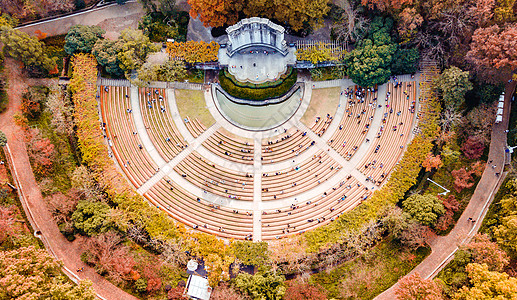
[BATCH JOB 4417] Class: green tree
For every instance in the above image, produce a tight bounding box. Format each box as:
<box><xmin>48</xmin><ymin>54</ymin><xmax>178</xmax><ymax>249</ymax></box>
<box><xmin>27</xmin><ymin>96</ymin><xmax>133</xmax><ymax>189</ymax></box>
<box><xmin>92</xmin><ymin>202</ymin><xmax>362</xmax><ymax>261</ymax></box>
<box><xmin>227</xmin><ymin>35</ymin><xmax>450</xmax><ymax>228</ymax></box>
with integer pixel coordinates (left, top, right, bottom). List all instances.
<box><xmin>0</xmin><ymin>246</ymin><xmax>96</xmax><ymax>299</ymax></box>
<box><xmin>402</xmin><ymin>194</ymin><xmax>445</xmax><ymax>226</ymax></box>
<box><xmin>434</xmin><ymin>66</ymin><xmax>473</xmax><ymax>109</ymax></box>
<box><xmin>343</xmin><ymin>17</ymin><xmax>397</xmax><ymax>87</ymax></box>
<box><xmin>343</xmin><ymin>38</ymin><xmax>396</xmax><ymax>87</ymax></box>
<box><xmin>391</xmin><ymin>48</ymin><xmax>419</xmax><ymax>75</ymax></box>
<box><xmin>64</xmin><ymin>25</ymin><xmax>105</xmax><ymax>55</ymax></box>
<box><xmin>234</xmin><ymin>271</ymin><xmax>286</xmax><ymax>300</ymax></box>
<box><xmin>454</xmin><ymin>263</ymin><xmax>517</xmax><ymax>299</ymax></box>
<box><xmin>0</xmin><ymin>130</ymin><xmax>6</xmax><ymax>147</ymax></box>
<box><xmin>231</xmin><ymin>241</ymin><xmax>270</xmax><ymax>272</ymax></box>
<box><xmin>0</xmin><ymin>26</ymin><xmax>56</xmax><ymax>72</ymax></box>
<box><xmin>92</xmin><ymin>39</ymin><xmax>124</xmax><ymax>77</ymax></box>
<box><xmin>114</xmin><ymin>28</ymin><xmax>158</xmax><ymax>73</ymax></box>
<box><xmin>72</xmin><ymin>200</ymin><xmax>113</xmax><ymax>236</ymax></box>
<box><xmin>134</xmin><ymin>60</ymin><xmax>186</xmax><ymax>85</ymax></box>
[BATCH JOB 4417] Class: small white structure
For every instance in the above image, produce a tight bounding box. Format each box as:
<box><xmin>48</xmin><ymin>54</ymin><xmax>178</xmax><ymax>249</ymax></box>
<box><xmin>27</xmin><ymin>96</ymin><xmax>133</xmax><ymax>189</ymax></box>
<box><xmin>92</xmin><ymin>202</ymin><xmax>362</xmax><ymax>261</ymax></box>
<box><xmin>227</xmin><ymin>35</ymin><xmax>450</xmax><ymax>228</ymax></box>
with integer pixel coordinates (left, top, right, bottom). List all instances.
<box><xmin>496</xmin><ymin>92</ymin><xmax>505</xmax><ymax>124</ymax></box>
<box><xmin>185</xmin><ymin>275</ymin><xmax>212</xmax><ymax>300</ymax></box>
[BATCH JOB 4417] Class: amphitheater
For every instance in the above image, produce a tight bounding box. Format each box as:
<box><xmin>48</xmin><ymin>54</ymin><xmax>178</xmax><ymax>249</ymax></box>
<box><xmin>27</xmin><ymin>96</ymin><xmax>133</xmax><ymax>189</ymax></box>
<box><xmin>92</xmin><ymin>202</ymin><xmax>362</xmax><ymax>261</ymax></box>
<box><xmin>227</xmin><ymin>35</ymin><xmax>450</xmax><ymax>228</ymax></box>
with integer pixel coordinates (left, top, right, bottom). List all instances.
<box><xmin>97</xmin><ymin>73</ymin><xmax>420</xmax><ymax>242</ymax></box>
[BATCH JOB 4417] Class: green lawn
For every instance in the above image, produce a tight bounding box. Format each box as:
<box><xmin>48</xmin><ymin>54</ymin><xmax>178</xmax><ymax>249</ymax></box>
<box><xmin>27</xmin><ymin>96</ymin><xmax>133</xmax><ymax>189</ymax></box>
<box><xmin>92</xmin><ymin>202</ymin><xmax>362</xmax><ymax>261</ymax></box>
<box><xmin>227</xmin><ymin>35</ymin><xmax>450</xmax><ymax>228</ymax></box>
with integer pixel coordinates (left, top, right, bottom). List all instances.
<box><xmin>175</xmin><ymin>89</ymin><xmax>215</xmax><ymax>128</ymax></box>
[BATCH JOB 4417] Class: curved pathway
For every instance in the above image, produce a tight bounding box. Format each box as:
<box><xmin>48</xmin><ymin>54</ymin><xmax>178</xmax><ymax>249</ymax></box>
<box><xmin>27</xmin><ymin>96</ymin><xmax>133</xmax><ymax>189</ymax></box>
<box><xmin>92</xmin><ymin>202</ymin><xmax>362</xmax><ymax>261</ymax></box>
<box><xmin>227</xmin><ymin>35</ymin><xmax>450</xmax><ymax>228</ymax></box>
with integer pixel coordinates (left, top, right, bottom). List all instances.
<box><xmin>16</xmin><ymin>1</ymin><xmax>144</xmax><ymax>39</ymax></box>
<box><xmin>0</xmin><ymin>59</ymin><xmax>137</xmax><ymax>300</ymax></box>
<box><xmin>375</xmin><ymin>80</ymin><xmax>516</xmax><ymax>299</ymax></box>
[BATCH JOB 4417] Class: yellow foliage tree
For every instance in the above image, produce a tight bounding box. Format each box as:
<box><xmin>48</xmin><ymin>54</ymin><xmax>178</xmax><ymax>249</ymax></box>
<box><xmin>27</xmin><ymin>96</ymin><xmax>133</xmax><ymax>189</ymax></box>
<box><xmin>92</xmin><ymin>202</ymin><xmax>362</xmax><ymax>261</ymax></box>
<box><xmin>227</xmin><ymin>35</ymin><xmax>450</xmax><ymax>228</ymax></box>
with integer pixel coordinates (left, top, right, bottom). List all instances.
<box><xmin>166</xmin><ymin>41</ymin><xmax>219</xmax><ymax>63</ymax></box>
<box><xmin>296</xmin><ymin>42</ymin><xmax>342</xmax><ymax>64</ymax></box>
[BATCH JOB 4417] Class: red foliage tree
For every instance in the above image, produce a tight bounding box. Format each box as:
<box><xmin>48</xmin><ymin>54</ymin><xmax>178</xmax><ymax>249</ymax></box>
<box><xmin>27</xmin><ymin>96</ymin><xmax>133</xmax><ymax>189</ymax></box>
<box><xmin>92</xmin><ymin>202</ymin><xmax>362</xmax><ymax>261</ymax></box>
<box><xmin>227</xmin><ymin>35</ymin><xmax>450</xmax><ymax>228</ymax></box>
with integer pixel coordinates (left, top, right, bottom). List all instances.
<box><xmin>27</xmin><ymin>129</ymin><xmax>55</xmax><ymax>176</ymax></box>
<box><xmin>167</xmin><ymin>286</ymin><xmax>187</xmax><ymax>300</ymax></box>
<box><xmin>461</xmin><ymin>136</ymin><xmax>485</xmax><ymax>159</ymax></box>
<box><xmin>395</xmin><ymin>273</ymin><xmax>444</xmax><ymax>300</ymax></box>
<box><xmin>451</xmin><ymin>168</ymin><xmax>475</xmax><ymax>193</ymax></box>
<box><xmin>285</xmin><ymin>281</ymin><xmax>327</xmax><ymax>300</ymax></box>
<box><xmin>435</xmin><ymin>195</ymin><xmax>460</xmax><ymax>231</ymax></box>
<box><xmin>467</xmin><ymin>23</ymin><xmax>517</xmax><ymax>82</ymax></box>
<box><xmin>465</xmin><ymin>234</ymin><xmax>509</xmax><ymax>272</ymax></box>
<box><xmin>0</xmin><ymin>205</ymin><xmax>18</xmax><ymax>243</ymax></box>
<box><xmin>143</xmin><ymin>264</ymin><xmax>162</xmax><ymax>294</ymax></box>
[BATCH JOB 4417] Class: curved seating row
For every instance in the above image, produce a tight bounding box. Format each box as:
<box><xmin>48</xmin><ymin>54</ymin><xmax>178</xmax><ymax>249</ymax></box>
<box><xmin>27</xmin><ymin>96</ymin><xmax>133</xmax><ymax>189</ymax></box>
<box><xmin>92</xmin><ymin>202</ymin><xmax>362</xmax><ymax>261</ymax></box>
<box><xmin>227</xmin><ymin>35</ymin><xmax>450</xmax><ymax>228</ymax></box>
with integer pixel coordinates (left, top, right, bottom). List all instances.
<box><xmin>261</xmin><ymin>150</ymin><xmax>340</xmax><ymax>201</ymax></box>
<box><xmin>100</xmin><ymin>86</ymin><xmax>158</xmax><ymax>187</ymax></box>
<box><xmin>173</xmin><ymin>151</ymin><xmax>254</xmax><ymax>201</ymax></box>
<box><xmin>261</xmin><ymin>127</ymin><xmax>313</xmax><ymax>164</ymax></box>
<box><xmin>203</xmin><ymin>128</ymin><xmax>254</xmax><ymax>164</ymax></box>
<box><xmin>144</xmin><ymin>177</ymin><xmax>253</xmax><ymax>239</ymax></box>
<box><xmin>138</xmin><ymin>87</ymin><xmax>187</xmax><ymax>161</ymax></box>
<box><xmin>357</xmin><ymin>82</ymin><xmax>416</xmax><ymax>184</ymax></box>
<box><xmin>261</xmin><ymin>176</ymin><xmax>371</xmax><ymax>239</ymax></box>
<box><xmin>329</xmin><ymin>86</ymin><xmax>376</xmax><ymax>160</ymax></box>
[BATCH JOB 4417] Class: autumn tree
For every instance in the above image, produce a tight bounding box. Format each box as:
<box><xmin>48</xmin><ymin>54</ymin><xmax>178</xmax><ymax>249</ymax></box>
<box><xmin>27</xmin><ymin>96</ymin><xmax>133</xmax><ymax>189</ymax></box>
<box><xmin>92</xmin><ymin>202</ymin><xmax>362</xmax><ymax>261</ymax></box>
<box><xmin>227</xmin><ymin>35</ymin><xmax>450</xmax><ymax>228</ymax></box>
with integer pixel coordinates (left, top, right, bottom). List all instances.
<box><xmin>166</xmin><ymin>40</ymin><xmax>219</xmax><ymax>63</ymax></box>
<box><xmin>0</xmin><ymin>205</ymin><xmax>17</xmax><ymax>243</ymax></box>
<box><xmin>187</xmin><ymin>0</ymin><xmax>240</xmax><ymax>28</ymax></box>
<box><xmin>0</xmin><ymin>25</ymin><xmax>56</xmax><ymax>72</ymax></box>
<box><xmin>26</xmin><ymin>128</ymin><xmax>55</xmax><ymax>176</ymax></box>
<box><xmin>0</xmin><ymin>246</ymin><xmax>96</xmax><ymax>299</ymax></box>
<box><xmin>434</xmin><ymin>66</ymin><xmax>473</xmax><ymax>109</ymax></box>
<box><xmin>332</xmin><ymin>0</ymin><xmax>369</xmax><ymax>47</ymax></box>
<box><xmin>296</xmin><ymin>42</ymin><xmax>341</xmax><ymax>64</ymax></box>
<box><xmin>461</xmin><ymin>135</ymin><xmax>485</xmax><ymax>159</ymax></box>
<box><xmin>211</xmin><ymin>283</ymin><xmax>248</xmax><ymax>300</ymax></box>
<box><xmin>82</xmin><ymin>231</ymin><xmax>137</xmax><ymax>284</ymax></box>
<box><xmin>361</xmin><ymin>0</ymin><xmax>413</xmax><ymax>11</ymax></box>
<box><xmin>397</xmin><ymin>8</ymin><xmax>423</xmax><ymax>43</ymax></box>
<box><xmin>134</xmin><ymin>60</ymin><xmax>187</xmax><ymax>86</ymax></box>
<box><xmin>46</xmin><ymin>84</ymin><xmax>74</xmax><ymax>136</ymax></box>
<box><xmin>455</xmin><ymin>263</ymin><xmax>517</xmax><ymax>299</ymax></box>
<box><xmin>46</xmin><ymin>191</ymin><xmax>78</xmax><ymax>224</ymax></box>
<box><xmin>464</xmin><ymin>234</ymin><xmax>509</xmax><ymax>272</ymax></box>
<box><xmin>403</xmin><ymin>194</ymin><xmax>445</xmax><ymax>226</ymax></box>
<box><xmin>395</xmin><ymin>273</ymin><xmax>444</xmax><ymax>300</ymax></box>
<box><xmin>64</xmin><ymin>25</ymin><xmax>105</xmax><ymax>55</ymax></box>
<box><xmin>284</xmin><ymin>281</ymin><xmax>327</xmax><ymax>300</ymax></box>
<box><xmin>451</xmin><ymin>168</ymin><xmax>475</xmax><ymax>193</ymax></box>
<box><xmin>467</xmin><ymin>24</ymin><xmax>517</xmax><ymax>83</ymax></box>
<box><xmin>435</xmin><ymin>195</ymin><xmax>460</xmax><ymax>231</ymax></box>
<box><xmin>422</xmin><ymin>153</ymin><xmax>443</xmax><ymax>172</ymax></box>
<box><xmin>21</xmin><ymin>85</ymin><xmax>48</xmax><ymax>119</ymax></box>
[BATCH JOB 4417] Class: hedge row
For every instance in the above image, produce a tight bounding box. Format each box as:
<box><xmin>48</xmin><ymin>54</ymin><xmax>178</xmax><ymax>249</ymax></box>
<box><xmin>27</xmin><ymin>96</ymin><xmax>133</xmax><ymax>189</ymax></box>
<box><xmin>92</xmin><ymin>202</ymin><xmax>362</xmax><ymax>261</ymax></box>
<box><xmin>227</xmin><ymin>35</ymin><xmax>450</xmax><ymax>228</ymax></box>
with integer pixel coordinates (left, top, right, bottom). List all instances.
<box><xmin>219</xmin><ymin>68</ymin><xmax>297</xmax><ymax>101</ymax></box>
<box><xmin>303</xmin><ymin>73</ymin><xmax>442</xmax><ymax>252</ymax></box>
<box><xmin>222</xmin><ymin>67</ymin><xmax>294</xmax><ymax>89</ymax></box>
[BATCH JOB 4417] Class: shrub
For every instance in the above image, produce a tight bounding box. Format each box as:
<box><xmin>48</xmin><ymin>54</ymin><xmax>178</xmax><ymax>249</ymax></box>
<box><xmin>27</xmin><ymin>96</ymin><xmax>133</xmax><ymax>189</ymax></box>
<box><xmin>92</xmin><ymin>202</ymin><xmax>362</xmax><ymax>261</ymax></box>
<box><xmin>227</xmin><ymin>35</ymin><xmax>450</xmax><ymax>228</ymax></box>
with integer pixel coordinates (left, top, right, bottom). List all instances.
<box><xmin>219</xmin><ymin>68</ymin><xmax>297</xmax><ymax>101</ymax></box>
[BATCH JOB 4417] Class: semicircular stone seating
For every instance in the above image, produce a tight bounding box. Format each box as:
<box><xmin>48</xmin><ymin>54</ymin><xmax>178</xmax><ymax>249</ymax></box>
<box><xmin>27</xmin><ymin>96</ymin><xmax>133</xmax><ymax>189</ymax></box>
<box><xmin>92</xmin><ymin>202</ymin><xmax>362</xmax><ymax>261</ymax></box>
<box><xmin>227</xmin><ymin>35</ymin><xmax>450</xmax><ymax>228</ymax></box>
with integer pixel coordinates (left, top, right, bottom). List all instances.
<box><xmin>98</xmin><ymin>78</ymin><xmax>418</xmax><ymax>241</ymax></box>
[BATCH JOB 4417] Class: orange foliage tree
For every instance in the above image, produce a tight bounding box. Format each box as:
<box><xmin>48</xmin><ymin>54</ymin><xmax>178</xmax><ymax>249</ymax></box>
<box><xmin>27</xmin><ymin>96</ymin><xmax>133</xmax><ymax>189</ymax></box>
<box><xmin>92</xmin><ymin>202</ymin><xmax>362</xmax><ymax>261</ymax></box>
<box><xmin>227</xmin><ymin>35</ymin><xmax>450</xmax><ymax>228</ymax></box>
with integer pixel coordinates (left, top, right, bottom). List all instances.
<box><xmin>467</xmin><ymin>23</ymin><xmax>517</xmax><ymax>82</ymax></box>
<box><xmin>26</xmin><ymin>128</ymin><xmax>55</xmax><ymax>176</ymax></box>
<box><xmin>465</xmin><ymin>234</ymin><xmax>509</xmax><ymax>272</ymax></box>
<box><xmin>361</xmin><ymin>0</ymin><xmax>413</xmax><ymax>11</ymax></box>
<box><xmin>422</xmin><ymin>153</ymin><xmax>443</xmax><ymax>172</ymax></box>
<box><xmin>395</xmin><ymin>273</ymin><xmax>444</xmax><ymax>300</ymax></box>
<box><xmin>166</xmin><ymin>41</ymin><xmax>219</xmax><ymax>63</ymax></box>
<box><xmin>285</xmin><ymin>281</ymin><xmax>327</xmax><ymax>300</ymax></box>
<box><xmin>187</xmin><ymin>0</ymin><xmax>240</xmax><ymax>28</ymax></box>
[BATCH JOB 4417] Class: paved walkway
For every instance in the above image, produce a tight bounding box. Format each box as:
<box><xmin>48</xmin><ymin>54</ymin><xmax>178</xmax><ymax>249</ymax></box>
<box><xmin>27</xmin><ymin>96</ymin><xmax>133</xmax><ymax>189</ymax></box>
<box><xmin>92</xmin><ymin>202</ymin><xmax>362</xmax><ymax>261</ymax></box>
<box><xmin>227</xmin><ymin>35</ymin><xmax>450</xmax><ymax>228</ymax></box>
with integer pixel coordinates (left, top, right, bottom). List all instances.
<box><xmin>126</xmin><ymin>75</ymin><xmax>421</xmax><ymax>241</ymax></box>
<box><xmin>0</xmin><ymin>58</ymin><xmax>137</xmax><ymax>300</ymax></box>
<box><xmin>375</xmin><ymin>80</ymin><xmax>516</xmax><ymax>300</ymax></box>
<box><xmin>16</xmin><ymin>1</ymin><xmax>144</xmax><ymax>39</ymax></box>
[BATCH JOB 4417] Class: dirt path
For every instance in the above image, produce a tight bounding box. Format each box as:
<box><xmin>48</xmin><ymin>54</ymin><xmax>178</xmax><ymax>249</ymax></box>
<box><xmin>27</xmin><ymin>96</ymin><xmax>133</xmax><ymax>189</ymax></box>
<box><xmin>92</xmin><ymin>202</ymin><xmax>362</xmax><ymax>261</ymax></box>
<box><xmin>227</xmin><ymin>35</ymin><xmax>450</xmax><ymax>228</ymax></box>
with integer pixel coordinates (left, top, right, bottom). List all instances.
<box><xmin>0</xmin><ymin>58</ymin><xmax>137</xmax><ymax>300</ymax></box>
<box><xmin>375</xmin><ymin>80</ymin><xmax>516</xmax><ymax>299</ymax></box>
